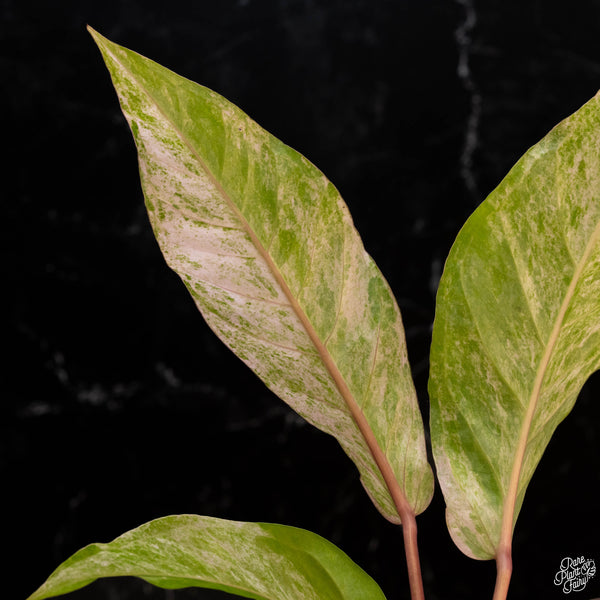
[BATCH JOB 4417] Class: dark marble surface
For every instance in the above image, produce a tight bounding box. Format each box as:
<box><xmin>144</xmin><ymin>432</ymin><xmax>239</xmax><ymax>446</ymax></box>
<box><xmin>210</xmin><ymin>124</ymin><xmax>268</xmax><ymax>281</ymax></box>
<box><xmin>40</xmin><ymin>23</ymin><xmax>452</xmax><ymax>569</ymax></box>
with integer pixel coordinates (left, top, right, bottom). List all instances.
<box><xmin>4</xmin><ymin>1</ymin><xmax>600</xmax><ymax>599</ymax></box>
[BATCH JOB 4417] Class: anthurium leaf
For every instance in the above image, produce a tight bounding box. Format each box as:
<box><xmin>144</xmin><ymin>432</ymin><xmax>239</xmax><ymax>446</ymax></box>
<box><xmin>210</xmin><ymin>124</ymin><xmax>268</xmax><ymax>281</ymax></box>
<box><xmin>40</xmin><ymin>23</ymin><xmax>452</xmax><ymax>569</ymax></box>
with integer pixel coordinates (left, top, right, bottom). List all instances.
<box><xmin>88</xmin><ymin>27</ymin><xmax>433</xmax><ymax>522</ymax></box>
<box><xmin>429</xmin><ymin>91</ymin><xmax>600</xmax><ymax>560</ymax></box>
<box><xmin>27</xmin><ymin>515</ymin><xmax>387</xmax><ymax>600</ymax></box>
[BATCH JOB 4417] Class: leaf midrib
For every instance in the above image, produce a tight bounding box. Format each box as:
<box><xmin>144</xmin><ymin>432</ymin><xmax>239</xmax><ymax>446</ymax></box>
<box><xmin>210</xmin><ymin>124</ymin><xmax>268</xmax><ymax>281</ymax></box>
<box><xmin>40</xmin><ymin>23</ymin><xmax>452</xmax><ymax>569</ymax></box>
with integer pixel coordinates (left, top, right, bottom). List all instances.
<box><xmin>104</xmin><ymin>40</ymin><xmax>412</xmax><ymax>521</ymax></box>
<box><xmin>499</xmin><ymin>214</ymin><xmax>600</xmax><ymax>553</ymax></box>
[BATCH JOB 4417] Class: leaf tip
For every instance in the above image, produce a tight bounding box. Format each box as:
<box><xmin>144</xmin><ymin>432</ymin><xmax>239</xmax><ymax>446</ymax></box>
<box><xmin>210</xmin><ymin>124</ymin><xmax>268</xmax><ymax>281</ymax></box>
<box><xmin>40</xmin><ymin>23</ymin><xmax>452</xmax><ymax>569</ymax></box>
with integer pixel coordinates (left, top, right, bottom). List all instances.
<box><xmin>86</xmin><ymin>24</ymin><xmax>101</xmax><ymax>42</ymax></box>
<box><xmin>86</xmin><ymin>25</ymin><xmax>113</xmax><ymax>56</ymax></box>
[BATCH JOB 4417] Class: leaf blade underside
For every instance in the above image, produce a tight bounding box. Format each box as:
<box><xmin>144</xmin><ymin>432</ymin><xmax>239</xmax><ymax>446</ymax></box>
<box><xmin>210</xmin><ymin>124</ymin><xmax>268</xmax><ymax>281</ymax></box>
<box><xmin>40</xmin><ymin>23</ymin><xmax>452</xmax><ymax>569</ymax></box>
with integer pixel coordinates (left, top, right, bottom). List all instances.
<box><xmin>89</xmin><ymin>28</ymin><xmax>433</xmax><ymax>522</ymax></box>
<box><xmin>27</xmin><ymin>515</ymin><xmax>387</xmax><ymax>600</ymax></box>
<box><xmin>429</xmin><ymin>91</ymin><xmax>600</xmax><ymax>559</ymax></box>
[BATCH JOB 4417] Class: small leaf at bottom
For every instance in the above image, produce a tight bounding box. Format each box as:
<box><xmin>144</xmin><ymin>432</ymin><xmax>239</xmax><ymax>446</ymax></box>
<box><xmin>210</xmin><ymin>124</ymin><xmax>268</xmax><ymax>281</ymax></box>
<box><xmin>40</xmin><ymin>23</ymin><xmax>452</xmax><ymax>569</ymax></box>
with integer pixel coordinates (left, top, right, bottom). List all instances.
<box><xmin>27</xmin><ymin>515</ymin><xmax>386</xmax><ymax>600</ymax></box>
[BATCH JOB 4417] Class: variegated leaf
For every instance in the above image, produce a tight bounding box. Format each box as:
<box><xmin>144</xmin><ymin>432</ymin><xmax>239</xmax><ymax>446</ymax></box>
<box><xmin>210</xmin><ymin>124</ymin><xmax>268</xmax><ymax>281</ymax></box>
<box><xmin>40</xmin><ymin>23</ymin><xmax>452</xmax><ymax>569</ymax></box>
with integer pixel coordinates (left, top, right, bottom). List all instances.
<box><xmin>429</xmin><ymin>91</ymin><xmax>600</xmax><ymax>559</ymax></box>
<box><xmin>27</xmin><ymin>515</ymin><xmax>387</xmax><ymax>600</ymax></box>
<box><xmin>88</xmin><ymin>28</ymin><xmax>433</xmax><ymax>522</ymax></box>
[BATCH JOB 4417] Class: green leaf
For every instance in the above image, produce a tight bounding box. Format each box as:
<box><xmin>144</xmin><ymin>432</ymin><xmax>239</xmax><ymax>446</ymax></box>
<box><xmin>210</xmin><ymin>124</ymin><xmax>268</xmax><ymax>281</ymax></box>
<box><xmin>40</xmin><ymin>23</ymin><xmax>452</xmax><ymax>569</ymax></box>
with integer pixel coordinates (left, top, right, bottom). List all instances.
<box><xmin>27</xmin><ymin>515</ymin><xmax>387</xmax><ymax>600</ymax></box>
<box><xmin>429</xmin><ymin>91</ymin><xmax>600</xmax><ymax>559</ymax></box>
<box><xmin>87</xmin><ymin>27</ymin><xmax>433</xmax><ymax>522</ymax></box>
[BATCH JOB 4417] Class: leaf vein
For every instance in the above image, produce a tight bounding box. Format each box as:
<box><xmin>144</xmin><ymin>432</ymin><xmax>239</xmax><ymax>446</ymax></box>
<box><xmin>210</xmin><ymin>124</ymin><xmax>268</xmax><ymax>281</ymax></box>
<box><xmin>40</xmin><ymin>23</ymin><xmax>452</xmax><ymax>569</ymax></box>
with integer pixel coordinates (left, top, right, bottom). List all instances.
<box><xmin>193</xmin><ymin>278</ymin><xmax>292</xmax><ymax>308</ymax></box>
<box><xmin>458</xmin><ymin>263</ymin><xmax>526</xmax><ymax>410</ymax></box>
<box><xmin>497</xmin><ymin>214</ymin><xmax>545</xmax><ymax>344</ymax></box>
<box><xmin>323</xmin><ymin>220</ymin><xmax>347</xmax><ymax>346</ymax></box>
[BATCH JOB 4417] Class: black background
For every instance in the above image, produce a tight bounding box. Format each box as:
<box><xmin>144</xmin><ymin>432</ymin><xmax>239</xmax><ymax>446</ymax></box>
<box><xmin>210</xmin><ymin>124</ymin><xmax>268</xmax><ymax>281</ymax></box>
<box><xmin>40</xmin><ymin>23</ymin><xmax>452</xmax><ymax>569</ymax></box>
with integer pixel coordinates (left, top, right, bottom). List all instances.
<box><xmin>4</xmin><ymin>1</ymin><xmax>600</xmax><ymax>599</ymax></box>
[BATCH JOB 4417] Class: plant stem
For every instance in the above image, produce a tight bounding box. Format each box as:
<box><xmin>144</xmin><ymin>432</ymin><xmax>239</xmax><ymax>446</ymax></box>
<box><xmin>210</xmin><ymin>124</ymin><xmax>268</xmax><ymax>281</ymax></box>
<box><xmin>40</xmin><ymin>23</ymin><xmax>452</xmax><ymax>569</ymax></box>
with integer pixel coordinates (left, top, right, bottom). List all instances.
<box><xmin>400</xmin><ymin>510</ymin><xmax>425</xmax><ymax>600</ymax></box>
<box><xmin>492</xmin><ymin>544</ymin><xmax>512</xmax><ymax>600</ymax></box>
<box><xmin>362</xmin><ymin>427</ymin><xmax>425</xmax><ymax>599</ymax></box>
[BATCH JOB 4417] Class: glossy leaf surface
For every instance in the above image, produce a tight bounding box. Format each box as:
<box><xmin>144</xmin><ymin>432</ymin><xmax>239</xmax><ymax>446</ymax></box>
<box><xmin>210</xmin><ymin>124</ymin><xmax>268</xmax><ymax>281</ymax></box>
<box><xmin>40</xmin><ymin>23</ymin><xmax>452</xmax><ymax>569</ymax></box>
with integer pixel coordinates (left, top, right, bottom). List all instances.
<box><xmin>27</xmin><ymin>515</ymin><xmax>387</xmax><ymax>600</ymax></box>
<box><xmin>88</xmin><ymin>28</ymin><xmax>433</xmax><ymax>522</ymax></box>
<box><xmin>430</xmin><ymin>91</ymin><xmax>600</xmax><ymax>559</ymax></box>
